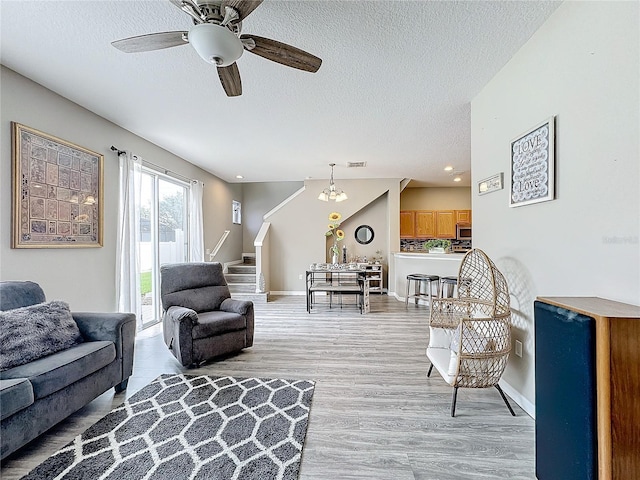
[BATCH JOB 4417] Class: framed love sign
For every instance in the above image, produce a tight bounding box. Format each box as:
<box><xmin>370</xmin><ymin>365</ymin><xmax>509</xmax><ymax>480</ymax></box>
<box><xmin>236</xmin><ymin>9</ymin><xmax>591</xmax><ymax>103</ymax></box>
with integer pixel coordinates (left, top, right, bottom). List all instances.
<box><xmin>509</xmin><ymin>116</ymin><xmax>555</xmax><ymax>207</ymax></box>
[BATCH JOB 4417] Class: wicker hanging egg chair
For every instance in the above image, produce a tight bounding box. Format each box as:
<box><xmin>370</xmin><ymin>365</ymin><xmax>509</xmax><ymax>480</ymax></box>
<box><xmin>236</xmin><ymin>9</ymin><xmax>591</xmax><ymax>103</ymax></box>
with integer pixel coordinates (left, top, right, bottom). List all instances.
<box><xmin>426</xmin><ymin>248</ymin><xmax>515</xmax><ymax>417</ymax></box>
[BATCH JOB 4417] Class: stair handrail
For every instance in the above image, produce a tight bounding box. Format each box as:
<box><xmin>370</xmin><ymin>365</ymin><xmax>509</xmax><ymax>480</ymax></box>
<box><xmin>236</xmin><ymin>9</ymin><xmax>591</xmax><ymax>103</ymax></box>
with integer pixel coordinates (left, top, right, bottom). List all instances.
<box><xmin>263</xmin><ymin>186</ymin><xmax>305</xmax><ymax>220</ymax></box>
<box><xmin>254</xmin><ymin>222</ymin><xmax>271</xmax><ymax>293</ymax></box>
<box><xmin>208</xmin><ymin>230</ymin><xmax>230</xmax><ymax>261</ymax></box>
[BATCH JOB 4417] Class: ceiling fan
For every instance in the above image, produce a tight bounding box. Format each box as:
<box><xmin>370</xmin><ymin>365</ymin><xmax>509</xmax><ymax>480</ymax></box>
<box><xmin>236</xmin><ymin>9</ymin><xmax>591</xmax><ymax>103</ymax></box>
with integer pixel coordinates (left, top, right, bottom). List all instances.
<box><xmin>111</xmin><ymin>0</ymin><xmax>322</xmax><ymax>97</ymax></box>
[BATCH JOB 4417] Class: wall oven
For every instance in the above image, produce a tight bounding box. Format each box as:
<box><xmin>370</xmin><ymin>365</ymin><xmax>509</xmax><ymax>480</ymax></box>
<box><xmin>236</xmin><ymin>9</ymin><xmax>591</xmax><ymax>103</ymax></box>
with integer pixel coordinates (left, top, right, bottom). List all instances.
<box><xmin>456</xmin><ymin>223</ymin><xmax>472</xmax><ymax>241</ymax></box>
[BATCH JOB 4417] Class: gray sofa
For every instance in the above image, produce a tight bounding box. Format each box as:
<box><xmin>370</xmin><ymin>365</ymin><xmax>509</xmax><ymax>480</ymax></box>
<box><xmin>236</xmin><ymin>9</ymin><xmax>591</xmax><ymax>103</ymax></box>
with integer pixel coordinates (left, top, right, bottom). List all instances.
<box><xmin>0</xmin><ymin>281</ymin><xmax>136</xmax><ymax>460</ymax></box>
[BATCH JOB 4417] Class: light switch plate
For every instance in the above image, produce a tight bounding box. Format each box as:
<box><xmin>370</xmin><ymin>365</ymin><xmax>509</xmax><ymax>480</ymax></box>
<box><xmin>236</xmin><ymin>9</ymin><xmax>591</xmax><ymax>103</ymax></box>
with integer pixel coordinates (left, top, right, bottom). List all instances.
<box><xmin>515</xmin><ymin>340</ymin><xmax>523</xmax><ymax>357</ymax></box>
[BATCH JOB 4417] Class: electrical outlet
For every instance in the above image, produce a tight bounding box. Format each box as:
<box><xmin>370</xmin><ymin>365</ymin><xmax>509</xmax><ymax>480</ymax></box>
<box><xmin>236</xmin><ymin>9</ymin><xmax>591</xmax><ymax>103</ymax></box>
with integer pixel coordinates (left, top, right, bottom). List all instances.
<box><xmin>298</xmin><ymin>274</ymin><xmax>303</xmax><ymax>280</ymax></box>
<box><xmin>205</xmin><ymin>248</ymin><xmax>211</xmax><ymax>254</ymax></box>
<box><xmin>515</xmin><ymin>340</ymin><xmax>523</xmax><ymax>358</ymax></box>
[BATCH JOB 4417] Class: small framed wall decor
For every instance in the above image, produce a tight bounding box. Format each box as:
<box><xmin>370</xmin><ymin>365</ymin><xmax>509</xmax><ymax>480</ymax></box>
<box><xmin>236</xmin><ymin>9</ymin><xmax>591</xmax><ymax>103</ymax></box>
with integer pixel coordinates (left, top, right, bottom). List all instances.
<box><xmin>11</xmin><ymin>122</ymin><xmax>104</xmax><ymax>248</ymax></box>
<box><xmin>509</xmin><ymin>116</ymin><xmax>555</xmax><ymax>207</ymax></box>
<box><xmin>478</xmin><ymin>173</ymin><xmax>504</xmax><ymax>195</ymax></box>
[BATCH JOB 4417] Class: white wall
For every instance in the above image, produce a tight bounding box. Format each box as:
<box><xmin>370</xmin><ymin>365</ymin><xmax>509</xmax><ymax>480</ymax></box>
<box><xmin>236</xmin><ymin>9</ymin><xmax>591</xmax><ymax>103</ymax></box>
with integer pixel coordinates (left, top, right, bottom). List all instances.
<box><xmin>400</xmin><ymin>187</ymin><xmax>472</xmax><ymax>210</ymax></box>
<box><xmin>242</xmin><ymin>181</ymin><xmax>303</xmax><ymax>252</ymax></box>
<box><xmin>471</xmin><ymin>1</ymin><xmax>639</xmax><ymax>414</ymax></box>
<box><xmin>337</xmin><ymin>194</ymin><xmax>389</xmax><ymax>266</ymax></box>
<box><xmin>0</xmin><ymin>67</ymin><xmax>243</xmax><ymax>311</ymax></box>
<box><xmin>266</xmin><ymin>178</ymin><xmax>401</xmax><ymax>293</ymax></box>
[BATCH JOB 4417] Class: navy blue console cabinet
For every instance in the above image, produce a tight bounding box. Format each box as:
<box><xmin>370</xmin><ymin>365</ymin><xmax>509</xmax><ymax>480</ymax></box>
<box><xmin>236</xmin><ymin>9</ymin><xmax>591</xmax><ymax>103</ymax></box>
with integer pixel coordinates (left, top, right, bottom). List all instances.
<box><xmin>534</xmin><ymin>297</ymin><xmax>640</xmax><ymax>480</ymax></box>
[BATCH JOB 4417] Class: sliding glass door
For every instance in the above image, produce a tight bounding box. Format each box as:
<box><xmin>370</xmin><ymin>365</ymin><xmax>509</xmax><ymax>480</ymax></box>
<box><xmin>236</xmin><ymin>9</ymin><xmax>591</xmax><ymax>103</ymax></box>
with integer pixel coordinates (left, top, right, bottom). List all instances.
<box><xmin>139</xmin><ymin>169</ymin><xmax>189</xmax><ymax>328</ymax></box>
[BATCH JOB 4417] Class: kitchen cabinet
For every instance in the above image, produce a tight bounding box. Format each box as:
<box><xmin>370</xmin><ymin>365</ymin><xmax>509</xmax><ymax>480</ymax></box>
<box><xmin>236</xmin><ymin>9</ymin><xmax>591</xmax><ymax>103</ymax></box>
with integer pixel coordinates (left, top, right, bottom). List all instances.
<box><xmin>401</xmin><ymin>209</ymin><xmax>470</xmax><ymax>239</ymax></box>
<box><xmin>400</xmin><ymin>211</ymin><xmax>415</xmax><ymax>238</ymax></box>
<box><xmin>415</xmin><ymin>211</ymin><xmax>436</xmax><ymax>237</ymax></box>
<box><xmin>435</xmin><ymin>210</ymin><xmax>456</xmax><ymax>238</ymax></box>
<box><xmin>455</xmin><ymin>210</ymin><xmax>472</xmax><ymax>224</ymax></box>
<box><xmin>534</xmin><ymin>297</ymin><xmax>640</xmax><ymax>480</ymax></box>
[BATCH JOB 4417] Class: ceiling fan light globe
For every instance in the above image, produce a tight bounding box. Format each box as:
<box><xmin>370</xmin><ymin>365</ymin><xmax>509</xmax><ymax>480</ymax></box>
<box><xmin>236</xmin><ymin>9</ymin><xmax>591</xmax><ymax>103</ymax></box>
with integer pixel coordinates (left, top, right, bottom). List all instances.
<box><xmin>189</xmin><ymin>23</ymin><xmax>243</xmax><ymax>67</ymax></box>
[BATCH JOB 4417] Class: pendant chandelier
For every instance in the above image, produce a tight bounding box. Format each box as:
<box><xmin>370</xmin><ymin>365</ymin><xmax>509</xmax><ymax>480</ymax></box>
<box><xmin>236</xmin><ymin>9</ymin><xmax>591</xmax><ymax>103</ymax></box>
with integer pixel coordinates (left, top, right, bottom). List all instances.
<box><xmin>318</xmin><ymin>163</ymin><xmax>348</xmax><ymax>202</ymax></box>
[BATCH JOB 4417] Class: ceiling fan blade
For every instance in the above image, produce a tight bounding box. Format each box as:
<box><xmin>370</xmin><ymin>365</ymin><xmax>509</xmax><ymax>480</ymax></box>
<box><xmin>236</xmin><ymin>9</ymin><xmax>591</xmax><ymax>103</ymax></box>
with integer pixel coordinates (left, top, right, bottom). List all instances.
<box><xmin>217</xmin><ymin>63</ymin><xmax>242</xmax><ymax>97</ymax></box>
<box><xmin>223</xmin><ymin>0</ymin><xmax>263</xmax><ymax>21</ymax></box>
<box><xmin>240</xmin><ymin>35</ymin><xmax>321</xmax><ymax>73</ymax></box>
<box><xmin>112</xmin><ymin>31</ymin><xmax>188</xmax><ymax>53</ymax></box>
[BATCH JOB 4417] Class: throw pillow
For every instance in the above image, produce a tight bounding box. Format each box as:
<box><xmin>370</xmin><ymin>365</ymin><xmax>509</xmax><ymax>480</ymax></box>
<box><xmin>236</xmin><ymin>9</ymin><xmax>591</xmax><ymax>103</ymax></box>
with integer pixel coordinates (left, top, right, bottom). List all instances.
<box><xmin>0</xmin><ymin>300</ymin><xmax>84</xmax><ymax>371</ymax></box>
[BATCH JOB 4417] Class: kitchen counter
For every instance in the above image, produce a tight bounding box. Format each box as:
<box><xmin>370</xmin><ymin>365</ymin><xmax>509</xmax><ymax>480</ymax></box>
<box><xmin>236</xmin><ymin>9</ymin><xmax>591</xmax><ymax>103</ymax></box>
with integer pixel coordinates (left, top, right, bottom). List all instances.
<box><xmin>391</xmin><ymin>251</ymin><xmax>465</xmax><ymax>301</ymax></box>
<box><xmin>395</xmin><ymin>251</ymin><xmax>466</xmax><ymax>260</ymax></box>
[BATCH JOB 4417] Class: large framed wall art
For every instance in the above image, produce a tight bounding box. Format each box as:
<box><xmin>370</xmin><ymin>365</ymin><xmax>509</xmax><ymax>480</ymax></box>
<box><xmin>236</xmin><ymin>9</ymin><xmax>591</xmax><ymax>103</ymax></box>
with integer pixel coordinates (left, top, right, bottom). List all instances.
<box><xmin>509</xmin><ymin>116</ymin><xmax>555</xmax><ymax>208</ymax></box>
<box><xmin>11</xmin><ymin>122</ymin><xmax>104</xmax><ymax>248</ymax></box>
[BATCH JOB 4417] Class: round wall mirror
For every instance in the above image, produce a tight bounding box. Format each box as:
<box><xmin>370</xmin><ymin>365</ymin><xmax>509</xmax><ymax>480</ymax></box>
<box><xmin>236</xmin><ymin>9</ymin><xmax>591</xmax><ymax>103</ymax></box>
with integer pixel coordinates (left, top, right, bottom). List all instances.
<box><xmin>355</xmin><ymin>225</ymin><xmax>374</xmax><ymax>245</ymax></box>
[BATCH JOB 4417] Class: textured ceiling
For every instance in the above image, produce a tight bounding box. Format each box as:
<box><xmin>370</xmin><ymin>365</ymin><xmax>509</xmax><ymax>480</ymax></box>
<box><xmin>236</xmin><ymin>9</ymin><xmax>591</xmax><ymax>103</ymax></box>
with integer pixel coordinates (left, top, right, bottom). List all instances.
<box><xmin>1</xmin><ymin>0</ymin><xmax>560</xmax><ymax>187</ymax></box>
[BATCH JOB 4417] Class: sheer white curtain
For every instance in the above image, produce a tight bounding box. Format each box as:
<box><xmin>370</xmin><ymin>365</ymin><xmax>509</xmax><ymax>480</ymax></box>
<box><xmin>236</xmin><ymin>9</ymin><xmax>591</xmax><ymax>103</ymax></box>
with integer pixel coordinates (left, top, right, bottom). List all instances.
<box><xmin>189</xmin><ymin>180</ymin><xmax>204</xmax><ymax>262</ymax></box>
<box><xmin>115</xmin><ymin>152</ymin><xmax>142</xmax><ymax>320</ymax></box>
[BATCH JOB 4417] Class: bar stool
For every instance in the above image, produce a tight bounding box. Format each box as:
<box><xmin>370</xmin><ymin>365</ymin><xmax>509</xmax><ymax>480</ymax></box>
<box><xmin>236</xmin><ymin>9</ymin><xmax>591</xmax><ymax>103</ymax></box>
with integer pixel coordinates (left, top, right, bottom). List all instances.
<box><xmin>440</xmin><ymin>276</ymin><xmax>458</xmax><ymax>298</ymax></box>
<box><xmin>440</xmin><ymin>276</ymin><xmax>473</xmax><ymax>298</ymax></box>
<box><xmin>405</xmin><ymin>274</ymin><xmax>440</xmax><ymax>308</ymax></box>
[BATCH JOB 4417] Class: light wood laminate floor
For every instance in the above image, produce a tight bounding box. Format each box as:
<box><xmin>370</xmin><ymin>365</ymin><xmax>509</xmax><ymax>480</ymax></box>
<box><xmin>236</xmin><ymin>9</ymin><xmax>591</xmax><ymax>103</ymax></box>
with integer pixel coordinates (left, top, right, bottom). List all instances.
<box><xmin>1</xmin><ymin>295</ymin><xmax>536</xmax><ymax>479</ymax></box>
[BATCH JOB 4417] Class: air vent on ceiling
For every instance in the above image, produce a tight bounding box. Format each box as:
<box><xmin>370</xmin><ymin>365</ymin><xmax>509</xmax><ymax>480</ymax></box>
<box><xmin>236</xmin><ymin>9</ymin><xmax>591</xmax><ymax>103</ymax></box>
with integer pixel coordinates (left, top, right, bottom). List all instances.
<box><xmin>346</xmin><ymin>161</ymin><xmax>367</xmax><ymax>168</ymax></box>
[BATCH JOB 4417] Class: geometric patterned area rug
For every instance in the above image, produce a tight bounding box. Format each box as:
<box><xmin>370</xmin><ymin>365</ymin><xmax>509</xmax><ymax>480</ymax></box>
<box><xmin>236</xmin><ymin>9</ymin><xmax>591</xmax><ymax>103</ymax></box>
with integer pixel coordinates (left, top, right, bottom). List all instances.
<box><xmin>21</xmin><ymin>374</ymin><xmax>316</xmax><ymax>480</ymax></box>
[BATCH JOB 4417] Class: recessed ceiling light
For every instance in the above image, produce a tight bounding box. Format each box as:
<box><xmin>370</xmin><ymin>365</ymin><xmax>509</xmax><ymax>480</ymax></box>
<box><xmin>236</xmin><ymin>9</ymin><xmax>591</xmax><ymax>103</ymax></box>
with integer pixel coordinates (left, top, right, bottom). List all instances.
<box><xmin>236</xmin><ymin>175</ymin><xmax>244</xmax><ymax>179</ymax></box>
<box><xmin>453</xmin><ymin>176</ymin><xmax>462</xmax><ymax>182</ymax></box>
<box><xmin>444</xmin><ymin>166</ymin><xmax>454</xmax><ymax>172</ymax></box>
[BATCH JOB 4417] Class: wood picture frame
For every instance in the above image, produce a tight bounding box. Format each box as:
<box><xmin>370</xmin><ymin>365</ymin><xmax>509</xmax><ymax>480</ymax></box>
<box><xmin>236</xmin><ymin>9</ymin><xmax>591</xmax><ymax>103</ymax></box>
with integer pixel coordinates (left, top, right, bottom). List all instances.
<box><xmin>478</xmin><ymin>172</ymin><xmax>504</xmax><ymax>195</ymax></box>
<box><xmin>11</xmin><ymin>122</ymin><xmax>104</xmax><ymax>248</ymax></box>
<box><xmin>509</xmin><ymin>116</ymin><xmax>555</xmax><ymax>207</ymax></box>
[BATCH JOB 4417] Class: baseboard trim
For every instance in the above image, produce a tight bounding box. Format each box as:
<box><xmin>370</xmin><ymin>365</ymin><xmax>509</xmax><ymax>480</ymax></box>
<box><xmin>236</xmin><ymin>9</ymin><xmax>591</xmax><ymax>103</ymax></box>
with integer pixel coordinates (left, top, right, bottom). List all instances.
<box><xmin>391</xmin><ymin>291</ymin><xmax>431</xmax><ymax>306</ymax></box>
<box><xmin>499</xmin><ymin>380</ymin><xmax>535</xmax><ymax>419</ymax></box>
<box><xmin>271</xmin><ymin>291</ymin><xmax>306</xmax><ymax>296</ymax></box>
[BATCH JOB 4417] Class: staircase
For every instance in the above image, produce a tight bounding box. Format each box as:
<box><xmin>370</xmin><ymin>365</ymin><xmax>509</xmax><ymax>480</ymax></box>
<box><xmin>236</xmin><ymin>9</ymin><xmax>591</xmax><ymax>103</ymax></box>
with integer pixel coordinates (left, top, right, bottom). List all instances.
<box><xmin>225</xmin><ymin>255</ymin><xmax>268</xmax><ymax>303</ymax></box>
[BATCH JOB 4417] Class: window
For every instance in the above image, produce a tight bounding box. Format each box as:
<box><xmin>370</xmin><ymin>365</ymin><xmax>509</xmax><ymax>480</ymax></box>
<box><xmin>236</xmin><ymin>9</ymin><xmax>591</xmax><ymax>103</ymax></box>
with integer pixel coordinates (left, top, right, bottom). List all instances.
<box><xmin>138</xmin><ymin>168</ymin><xmax>190</xmax><ymax>329</ymax></box>
<box><xmin>232</xmin><ymin>200</ymin><xmax>241</xmax><ymax>225</ymax></box>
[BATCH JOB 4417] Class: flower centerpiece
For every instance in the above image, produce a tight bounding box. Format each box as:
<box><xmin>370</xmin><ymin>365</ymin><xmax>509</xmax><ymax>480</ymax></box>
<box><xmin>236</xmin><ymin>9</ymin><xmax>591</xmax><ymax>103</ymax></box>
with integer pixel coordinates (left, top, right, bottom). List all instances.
<box><xmin>325</xmin><ymin>212</ymin><xmax>345</xmax><ymax>263</ymax></box>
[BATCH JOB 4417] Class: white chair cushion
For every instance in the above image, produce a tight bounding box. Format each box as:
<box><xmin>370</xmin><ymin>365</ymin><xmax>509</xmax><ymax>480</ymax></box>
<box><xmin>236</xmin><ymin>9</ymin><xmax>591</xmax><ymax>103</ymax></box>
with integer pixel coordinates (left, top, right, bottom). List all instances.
<box><xmin>426</xmin><ymin>347</ymin><xmax>457</xmax><ymax>385</ymax></box>
<box><xmin>428</xmin><ymin>326</ymin><xmax>456</xmax><ymax>349</ymax></box>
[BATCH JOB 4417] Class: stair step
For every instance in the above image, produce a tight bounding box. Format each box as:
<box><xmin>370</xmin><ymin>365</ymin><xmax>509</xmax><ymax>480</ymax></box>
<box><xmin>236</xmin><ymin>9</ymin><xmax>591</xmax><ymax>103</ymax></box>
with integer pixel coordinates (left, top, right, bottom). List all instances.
<box><xmin>227</xmin><ymin>283</ymin><xmax>256</xmax><ymax>293</ymax></box>
<box><xmin>228</xmin><ymin>265</ymin><xmax>256</xmax><ymax>274</ymax></box>
<box><xmin>225</xmin><ymin>273</ymin><xmax>255</xmax><ymax>283</ymax></box>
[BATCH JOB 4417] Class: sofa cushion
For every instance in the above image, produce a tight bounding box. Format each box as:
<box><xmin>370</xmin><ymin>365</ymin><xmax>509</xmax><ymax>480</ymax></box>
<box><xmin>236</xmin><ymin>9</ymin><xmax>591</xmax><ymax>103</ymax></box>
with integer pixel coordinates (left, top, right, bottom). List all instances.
<box><xmin>0</xmin><ymin>378</ymin><xmax>34</xmax><ymax>420</ymax></box>
<box><xmin>163</xmin><ymin>286</ymin><xmax>230</xmax><ymax>314</ymax></box>
<box><xmin>0</xmin><ymin>341</ymin><xmax>115</xmax><ymax>399</ymax></box>
<box><xmin>0</xmin><ymin>300</ymin><xmax>84</xmax><ymax>371</ymax></box>
<box><xmin>160</xmin><ymin>263</ymin><xmax>230</xmax><ymax>313</ymax></box>
<box><xmin>192</xmin><ymin>311</ymin><xmax>246</xmax><ymax>340</ymax></box>
<box><xmin>0</xmin><ymin>281</ymin><xmax>46</xmax><ymax>311</ymax></box>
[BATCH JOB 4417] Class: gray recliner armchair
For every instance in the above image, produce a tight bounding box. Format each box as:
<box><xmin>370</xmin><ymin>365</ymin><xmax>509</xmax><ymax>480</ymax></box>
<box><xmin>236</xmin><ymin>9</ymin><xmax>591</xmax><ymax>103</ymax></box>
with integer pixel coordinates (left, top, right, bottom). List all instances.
<box><xmin>160</xmin><ymin>262</ymin><xmax>254</xmax><ymax>367</ymax></box>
